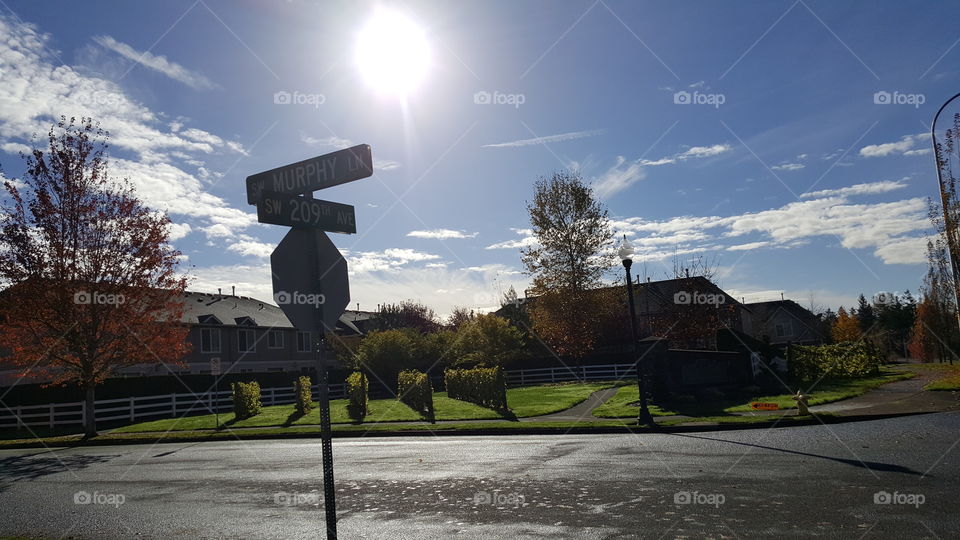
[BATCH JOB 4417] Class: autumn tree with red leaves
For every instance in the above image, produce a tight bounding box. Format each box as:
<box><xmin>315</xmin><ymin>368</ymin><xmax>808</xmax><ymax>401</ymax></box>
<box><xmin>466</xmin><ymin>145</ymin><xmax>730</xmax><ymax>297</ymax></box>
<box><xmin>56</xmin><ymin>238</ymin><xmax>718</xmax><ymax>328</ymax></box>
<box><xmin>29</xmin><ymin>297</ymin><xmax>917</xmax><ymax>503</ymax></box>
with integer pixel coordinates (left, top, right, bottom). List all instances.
<box><xmin>0</xmin><ymin>117</ymin><xmax>190</xmax><ymax>437</ymax></box>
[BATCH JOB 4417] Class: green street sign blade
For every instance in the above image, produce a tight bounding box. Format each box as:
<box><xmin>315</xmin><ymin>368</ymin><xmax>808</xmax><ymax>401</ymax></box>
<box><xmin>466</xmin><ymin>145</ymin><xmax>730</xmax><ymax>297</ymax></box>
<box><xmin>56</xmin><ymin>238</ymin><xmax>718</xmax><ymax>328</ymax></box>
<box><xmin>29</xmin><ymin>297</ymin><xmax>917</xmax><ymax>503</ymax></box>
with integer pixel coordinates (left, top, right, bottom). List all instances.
<box><xmin>257</xmin><ymin>193</ymin><xmax>357</xmax><ymax>234</ymax></box>
<box><xmin>246</xmin><ymin>144</ymin><xmax>373</xmax><ymax>204</ymax></box>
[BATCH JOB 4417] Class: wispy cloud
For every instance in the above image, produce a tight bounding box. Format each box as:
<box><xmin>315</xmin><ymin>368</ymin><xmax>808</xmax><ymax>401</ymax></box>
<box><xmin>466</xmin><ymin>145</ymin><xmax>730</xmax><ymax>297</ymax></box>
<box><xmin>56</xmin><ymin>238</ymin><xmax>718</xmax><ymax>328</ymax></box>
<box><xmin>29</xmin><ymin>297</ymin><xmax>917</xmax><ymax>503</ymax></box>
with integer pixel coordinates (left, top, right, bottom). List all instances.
<box><xmin>407</xmin><ymin>229</ymin><xmax>478</xmax><ymax>239</ymax></box>
<box><xmin>486</xmin><ymin>228</ymin><xmax>537</xmax><ymax>250</ymax></box>
<box><xmin>593</xmin><ymin>156</ymin><xmax>646</xmax><ymax>199</ymax></box>
<box><xmin>93</xmin><ymin>35</ymin><xmax>216</xmax><ymax>90</ymax></box>
<box><xmin>859</xmin><ymin>133</ymin><xmax>931</xmax><ymax>157</ymax></box>
<box><xmin>800</xmin><ymin>179</ymin><xmax>909</xmax><ymax>199</ymax></box>
<box><xmin>482</xmin><ymin>129</ymin><xmax>603</xmax><ymax>148</ymax></box>
<box><xmin>639</xmin><ymin>143</ymin><xmax>732</xmax><ymax>166</ymax></box>
<box><xmin>772</xmin><ymin>163</ymin><xmax>805</xmax><ymax>171</ymax></box>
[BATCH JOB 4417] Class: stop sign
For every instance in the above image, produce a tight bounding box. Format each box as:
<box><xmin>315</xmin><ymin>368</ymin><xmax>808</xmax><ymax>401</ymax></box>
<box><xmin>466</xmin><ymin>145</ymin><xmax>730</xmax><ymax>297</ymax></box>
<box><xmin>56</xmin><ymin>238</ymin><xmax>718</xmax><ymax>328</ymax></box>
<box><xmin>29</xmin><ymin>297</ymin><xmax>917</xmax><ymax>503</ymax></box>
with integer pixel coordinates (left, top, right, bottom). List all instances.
<box><xmin>270</xmin><ymin>228</ymin><xmax>349</xmax><ymax>333</ymax></box>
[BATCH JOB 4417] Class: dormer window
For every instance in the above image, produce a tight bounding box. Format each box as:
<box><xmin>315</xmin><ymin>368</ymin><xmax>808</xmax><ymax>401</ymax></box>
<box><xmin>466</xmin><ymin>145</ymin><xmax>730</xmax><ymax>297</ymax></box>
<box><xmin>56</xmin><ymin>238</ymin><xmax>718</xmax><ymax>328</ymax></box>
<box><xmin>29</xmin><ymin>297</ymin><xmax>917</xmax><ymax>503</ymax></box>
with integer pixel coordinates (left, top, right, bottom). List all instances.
<box><xmin>235</xmin><ymin>316</ymin><xmax>256</xmax><ymax>327</ymax></box>
<box><xmin>198</xmin><ymin>314</ymin><xmax>222</xmax><ymax>325</ymax></box>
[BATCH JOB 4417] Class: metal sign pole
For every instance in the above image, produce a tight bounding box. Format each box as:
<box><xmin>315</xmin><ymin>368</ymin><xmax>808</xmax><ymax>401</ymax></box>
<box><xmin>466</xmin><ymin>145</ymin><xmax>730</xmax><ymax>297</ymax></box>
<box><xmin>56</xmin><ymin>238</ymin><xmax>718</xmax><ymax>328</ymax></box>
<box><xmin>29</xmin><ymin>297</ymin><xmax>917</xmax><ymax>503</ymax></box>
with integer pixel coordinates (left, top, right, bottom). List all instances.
<box><xmin>316</xmin><ymin>332</ymin><xmax>337</xmax><ymax>538</ymax></box>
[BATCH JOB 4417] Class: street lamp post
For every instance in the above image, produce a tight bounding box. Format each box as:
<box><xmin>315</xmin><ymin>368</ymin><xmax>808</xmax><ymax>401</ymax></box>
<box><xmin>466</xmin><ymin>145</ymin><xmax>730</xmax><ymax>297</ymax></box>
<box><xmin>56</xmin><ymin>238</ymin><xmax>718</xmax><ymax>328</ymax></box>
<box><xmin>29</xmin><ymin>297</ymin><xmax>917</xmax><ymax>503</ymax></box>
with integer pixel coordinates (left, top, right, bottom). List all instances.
<box><xmin>931</xmin><ymin>91</ymin><xmax>960</xmax><ymax>335</ymax></box>
<box><xmin>619</xmin><ymin>236</ymin><xmax>656</xmax><ymax>427</ymax></box>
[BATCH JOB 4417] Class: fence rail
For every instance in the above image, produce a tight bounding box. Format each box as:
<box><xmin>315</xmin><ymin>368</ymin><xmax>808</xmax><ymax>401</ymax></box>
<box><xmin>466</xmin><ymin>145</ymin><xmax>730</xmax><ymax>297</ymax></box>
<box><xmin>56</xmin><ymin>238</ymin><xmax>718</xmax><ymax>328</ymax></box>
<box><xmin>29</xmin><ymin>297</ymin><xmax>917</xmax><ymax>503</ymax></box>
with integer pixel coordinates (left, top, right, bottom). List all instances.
<box><xmin>1</xmin><ymin>363</ymin><xmax>638</xmax><ymax>430</ymax></box>
<box><xmin>0</xmin><ymin>383</ymin><xmax>346</xmax><ymax>430</ymax></box>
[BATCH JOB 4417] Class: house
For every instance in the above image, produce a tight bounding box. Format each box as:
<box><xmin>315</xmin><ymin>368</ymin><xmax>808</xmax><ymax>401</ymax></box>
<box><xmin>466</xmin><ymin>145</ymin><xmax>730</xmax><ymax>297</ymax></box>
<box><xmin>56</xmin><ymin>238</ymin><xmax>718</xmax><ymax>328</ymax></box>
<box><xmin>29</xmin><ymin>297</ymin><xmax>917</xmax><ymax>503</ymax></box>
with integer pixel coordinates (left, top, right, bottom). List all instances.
<box><xmin>0</xmin><ymin>290</ymin><xmax>377</xmax><ymax>387</ymax></box>
<box><xmin>630</xmin><ymin>276</ymin><xmax>753</xmax><ymax>349</ymax></box>
<box><xmin>744</xmin><ymin>299</ymin><xmax>825</xmax><ymax>347</ymax></box>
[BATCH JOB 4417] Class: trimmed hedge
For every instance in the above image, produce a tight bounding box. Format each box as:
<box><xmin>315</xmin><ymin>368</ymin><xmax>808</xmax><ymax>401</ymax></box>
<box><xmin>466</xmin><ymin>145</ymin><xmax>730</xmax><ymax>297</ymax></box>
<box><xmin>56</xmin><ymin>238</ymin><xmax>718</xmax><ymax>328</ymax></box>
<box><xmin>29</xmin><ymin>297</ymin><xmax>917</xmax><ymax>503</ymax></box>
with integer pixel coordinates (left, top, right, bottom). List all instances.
<box><xmin>346</xmin><ymin>371</ymin><xmax>368</xmax><ymax>422</ymax></box>
<box><xmin>230</xmin><ymin>381</ymin><xmax>262</xmax><ymax>420</ymax></box>
<box><xmin>294</xmin><ymin>376</ymin><xmax>313</xmax><ymax>415</ymax></box>
<box><xmin>788</xmin><ymin>341</ymin><xmax>883</xmax><ymax>381</ymax></box>
<box><xmin>397</xmin><ymin>370</ymin><xmax>434</xmax><ymax>419</ymax></box>
<box><xmin>444</xmin><ymin>366</ymin><xmax>508</xmax><ymax>410</ymax></box>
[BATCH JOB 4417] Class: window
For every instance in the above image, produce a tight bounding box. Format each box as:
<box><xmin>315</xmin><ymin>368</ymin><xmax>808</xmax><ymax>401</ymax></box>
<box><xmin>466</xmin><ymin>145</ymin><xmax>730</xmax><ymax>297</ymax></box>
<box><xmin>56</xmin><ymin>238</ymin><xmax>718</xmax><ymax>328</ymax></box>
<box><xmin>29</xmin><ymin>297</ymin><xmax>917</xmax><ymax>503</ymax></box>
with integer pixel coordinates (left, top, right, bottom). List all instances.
<box><xmin>268</xmin><ymin>330</ymin><xmax>284</xmax><ymax>349</ymax></box>
<box><xmin>775</xmin><ymin>321</ymin><xmax>792</xmax><ymax>337</ymax></box>
<box><xmin>200</xmin><ymin>328</ymin><xmax>220</xmax><ymax>353</ymax></box>
<box><xmin>238</xmin><ymin>329</ymin><xmax>256</xmax><ymax>353</ymax></box>
<box><xmin>297</xmin><ymin>331</ymin><xmax>312</xmax><ymax>353</ymax></box>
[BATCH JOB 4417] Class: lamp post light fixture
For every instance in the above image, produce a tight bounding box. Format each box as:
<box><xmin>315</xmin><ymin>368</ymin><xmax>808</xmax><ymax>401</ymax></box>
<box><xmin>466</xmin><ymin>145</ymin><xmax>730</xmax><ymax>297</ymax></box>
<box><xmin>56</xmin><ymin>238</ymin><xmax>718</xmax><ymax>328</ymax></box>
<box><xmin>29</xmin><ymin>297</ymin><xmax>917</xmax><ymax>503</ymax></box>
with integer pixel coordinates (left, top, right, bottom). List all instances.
<box><xmin>931</xmin><ymin>91</ymin><xmax>960</xmax><ymax>335</ymax></box>
<box><xmin>618</xmin><ymin>236</ymin><xmax>656</xmax><ymax>427</ymax></box>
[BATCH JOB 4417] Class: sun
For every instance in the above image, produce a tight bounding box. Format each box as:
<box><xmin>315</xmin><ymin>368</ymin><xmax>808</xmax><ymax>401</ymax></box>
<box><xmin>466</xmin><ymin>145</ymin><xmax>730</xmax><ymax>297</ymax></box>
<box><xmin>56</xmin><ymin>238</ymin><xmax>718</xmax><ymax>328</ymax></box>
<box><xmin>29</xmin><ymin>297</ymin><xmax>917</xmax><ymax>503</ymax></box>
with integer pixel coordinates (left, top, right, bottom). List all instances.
<box><xmin>355</xmin><ymin>9</ymin><xmax>430</xmax><ymax>97</ymax></box>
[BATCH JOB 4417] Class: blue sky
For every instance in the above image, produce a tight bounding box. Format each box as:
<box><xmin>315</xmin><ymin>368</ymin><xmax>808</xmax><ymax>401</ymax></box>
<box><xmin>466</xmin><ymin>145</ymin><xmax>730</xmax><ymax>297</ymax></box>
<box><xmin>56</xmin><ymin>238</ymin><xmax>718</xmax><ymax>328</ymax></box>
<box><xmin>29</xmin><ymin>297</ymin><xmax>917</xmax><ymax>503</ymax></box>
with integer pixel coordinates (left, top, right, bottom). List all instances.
<box><xmin>0</xmin><ymin>0</ymin><xmax>956</xmax><ymax>317</ymax></box>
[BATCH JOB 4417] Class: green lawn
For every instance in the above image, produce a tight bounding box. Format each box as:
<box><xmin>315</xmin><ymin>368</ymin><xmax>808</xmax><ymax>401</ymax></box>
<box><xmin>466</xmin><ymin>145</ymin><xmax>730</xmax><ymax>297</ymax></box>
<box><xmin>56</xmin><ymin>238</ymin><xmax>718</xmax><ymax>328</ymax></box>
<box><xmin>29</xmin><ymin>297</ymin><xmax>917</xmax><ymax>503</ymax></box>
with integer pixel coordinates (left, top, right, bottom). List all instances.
<box><xmin>900</xmin><ymin>362</ymin><xmax>960</xmax><ymax>390</ymax></box>
<box><xmin>592</xmin><ymin>369</ymin><xmax>914</xmax><ymax>418</ymax></box>
<box><xmin>112</xmin><ymin>381</ymin><xmax>616</xmax><ymax>433</ymax></box>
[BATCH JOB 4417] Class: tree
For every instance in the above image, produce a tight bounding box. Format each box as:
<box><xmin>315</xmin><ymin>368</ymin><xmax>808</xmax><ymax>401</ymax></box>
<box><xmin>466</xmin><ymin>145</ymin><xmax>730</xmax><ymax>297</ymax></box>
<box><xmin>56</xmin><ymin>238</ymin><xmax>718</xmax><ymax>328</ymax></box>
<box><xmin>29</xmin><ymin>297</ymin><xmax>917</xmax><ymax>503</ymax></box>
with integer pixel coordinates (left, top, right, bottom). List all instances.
<box><xmin>832</xmin><ymin>307</ymin><xmax>861</xmax><ymax>342</ymax></box>
<box><xmin>454</xmin><ymin>313</ymin><xmax>525</xmax><ymax>368</ymax></box>
<box><xmin>0</xmin><ymin>117</ymin><xmax>189</xmax><ymax>437</ymax></box>
<box><xmin>909</xmin><ymin>240</ymin><xmax>958</xmax><ymax>363</ymax></box>
<box><xmin>856</xmin><ymin>294</ymin><xmax>875</xmax><ymax>334</ymax></box>
<box><xmin>521</xmin><ymin>171</ymin><xmax>614</xmax><ymax>362</ymax></box>
<box><xmin>446</xmin><ymin>306</ymin><xmax>475</xmax><ymax>330</ymax></box>
<box><xmin>374</xmin><ymin>300</ymin><xmax>439</xmax><ymax>333</ymax></box>
<box><xmin>931</xmin><ymin>112</ymin><xmax>960</xmax><ymax>334</ymax></box>
<box><xmin>353</xmin><ymin>329</ymin><xmax>417</xmax><ymax>380</ymax></box>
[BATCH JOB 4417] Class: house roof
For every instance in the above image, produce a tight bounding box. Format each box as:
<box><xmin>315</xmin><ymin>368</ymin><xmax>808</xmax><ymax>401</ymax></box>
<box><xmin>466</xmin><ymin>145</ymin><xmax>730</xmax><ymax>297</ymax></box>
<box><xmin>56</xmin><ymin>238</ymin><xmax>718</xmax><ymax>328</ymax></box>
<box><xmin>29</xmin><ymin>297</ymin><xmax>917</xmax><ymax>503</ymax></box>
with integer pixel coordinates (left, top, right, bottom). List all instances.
<box><xmin>181</xmin><ymin>291</ymin><xmax>375</xmax><ymax>334</ymax></box>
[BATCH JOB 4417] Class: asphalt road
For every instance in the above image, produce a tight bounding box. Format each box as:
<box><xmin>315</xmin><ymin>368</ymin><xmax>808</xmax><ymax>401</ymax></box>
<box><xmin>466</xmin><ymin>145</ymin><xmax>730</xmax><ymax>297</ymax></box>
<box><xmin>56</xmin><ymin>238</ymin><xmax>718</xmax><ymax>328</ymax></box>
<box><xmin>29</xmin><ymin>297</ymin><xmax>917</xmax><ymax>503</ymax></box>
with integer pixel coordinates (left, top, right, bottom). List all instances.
<box><xmin>0</xmin><ymin>412</ymin><xmax>958</xmax><ymax>539</ymax></box>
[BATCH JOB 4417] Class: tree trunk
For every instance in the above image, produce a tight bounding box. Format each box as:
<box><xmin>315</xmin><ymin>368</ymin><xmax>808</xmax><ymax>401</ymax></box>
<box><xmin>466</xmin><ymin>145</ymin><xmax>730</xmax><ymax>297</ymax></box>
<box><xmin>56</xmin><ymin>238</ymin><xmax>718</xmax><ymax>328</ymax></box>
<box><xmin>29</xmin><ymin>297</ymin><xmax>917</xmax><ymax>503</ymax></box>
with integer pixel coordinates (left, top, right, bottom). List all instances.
<box><xmin>83</xmin><ymin>384</ymin><xmax>98</xmax><ymax>438</ymax></box>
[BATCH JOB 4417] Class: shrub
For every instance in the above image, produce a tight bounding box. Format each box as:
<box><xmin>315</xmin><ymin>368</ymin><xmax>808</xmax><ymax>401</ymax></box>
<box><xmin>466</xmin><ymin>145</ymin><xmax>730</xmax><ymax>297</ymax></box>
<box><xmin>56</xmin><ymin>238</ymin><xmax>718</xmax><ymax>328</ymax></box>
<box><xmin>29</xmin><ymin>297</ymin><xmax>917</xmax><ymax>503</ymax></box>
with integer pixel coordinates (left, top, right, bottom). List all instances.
<box><xmin>397</xmin><ymin>370</ymin><xmax>434</xmax><ymax>419</ymax></box>
<box><xmin>788</xmin><ymin>341</ymin><xmax>883</xmax><ymax>382</ymax></box>
<box><xmin>294</xmin><ymin>375</ymin><xmax>313</xmax><ymax>415</ymax></box>
<box><xmin>231</xmin><ymin>381</ymin><xmax>262</xmax><ymax>420</ymax></box>
<box><xmin>444</xmin><ymin>366</ymin><xmax>508</xmax><ymax>410</ymax></box>
<box><xmin>346</xmin><ymin>371</ymin><xmax>368</xmax><ymax>422</ymax></box>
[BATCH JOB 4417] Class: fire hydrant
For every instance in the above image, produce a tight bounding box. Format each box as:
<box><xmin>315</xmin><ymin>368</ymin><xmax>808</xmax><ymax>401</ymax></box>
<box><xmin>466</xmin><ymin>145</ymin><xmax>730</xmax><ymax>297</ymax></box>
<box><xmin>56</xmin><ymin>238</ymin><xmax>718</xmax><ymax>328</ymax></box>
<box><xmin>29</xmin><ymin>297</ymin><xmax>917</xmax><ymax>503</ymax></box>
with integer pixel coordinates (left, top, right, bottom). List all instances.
<box><xmin>792</xmin><ymin>390</ymin><xmax>810</xmax><ymax>416</ymax></box>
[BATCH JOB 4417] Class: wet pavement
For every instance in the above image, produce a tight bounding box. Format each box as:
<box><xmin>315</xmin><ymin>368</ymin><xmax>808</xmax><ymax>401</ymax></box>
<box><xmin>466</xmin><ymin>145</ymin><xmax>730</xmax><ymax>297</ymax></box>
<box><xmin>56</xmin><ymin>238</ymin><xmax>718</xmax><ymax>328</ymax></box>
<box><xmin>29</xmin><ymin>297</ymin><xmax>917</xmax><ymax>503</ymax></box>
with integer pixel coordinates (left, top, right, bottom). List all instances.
<box><xmin>0</xmin><ymin>411</ymin><xmax>957</xmax><ymax>538</ymax></box>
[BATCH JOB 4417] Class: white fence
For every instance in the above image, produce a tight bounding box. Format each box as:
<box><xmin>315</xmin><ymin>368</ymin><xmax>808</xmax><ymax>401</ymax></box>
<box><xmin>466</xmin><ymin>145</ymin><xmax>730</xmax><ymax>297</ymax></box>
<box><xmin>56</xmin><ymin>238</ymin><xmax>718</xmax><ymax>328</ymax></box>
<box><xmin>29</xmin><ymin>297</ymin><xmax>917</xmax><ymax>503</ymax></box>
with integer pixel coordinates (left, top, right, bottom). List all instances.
<box><xmin>505</xmin><ymin>363</ymin><xmax>637</xmax><ymax>387</ymax></box>
<box><xmin>1</xmin><ymin>363</ymin><xmax>638</xmax><ymax>430</ymax></box>
<box><xmin>0</xmin><ymin>383</ymin><xmax>345</xmax><ymax>430</ymax></box>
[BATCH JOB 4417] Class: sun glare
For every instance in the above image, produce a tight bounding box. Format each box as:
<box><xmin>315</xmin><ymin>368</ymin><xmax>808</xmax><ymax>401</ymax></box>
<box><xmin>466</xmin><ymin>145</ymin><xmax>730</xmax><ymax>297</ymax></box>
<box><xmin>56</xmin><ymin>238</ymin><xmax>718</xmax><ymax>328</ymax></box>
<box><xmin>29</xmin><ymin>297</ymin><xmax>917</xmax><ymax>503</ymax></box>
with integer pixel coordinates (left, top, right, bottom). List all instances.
<box><xmin>356</xmin><ymin>10</ymin><xmax>430</xmax><ymax>97</ymax></box>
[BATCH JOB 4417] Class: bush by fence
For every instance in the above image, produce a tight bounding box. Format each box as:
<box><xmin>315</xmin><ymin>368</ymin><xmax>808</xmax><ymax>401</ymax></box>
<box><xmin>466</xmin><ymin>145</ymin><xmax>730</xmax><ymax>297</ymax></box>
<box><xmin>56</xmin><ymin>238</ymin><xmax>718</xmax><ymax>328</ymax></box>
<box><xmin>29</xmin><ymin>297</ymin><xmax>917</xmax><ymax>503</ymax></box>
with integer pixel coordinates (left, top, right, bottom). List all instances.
<box><xmin>293</xmin><ymin>376</ymin><xmax>312</xmax><ymax>415</ymax></box>
<box><xmin>346</xmin><ymin>372</ymin><xmax>368</xmax><ymax>421</ymax></box>
<box><xmin>231</xmin><ymin>381</ymin><xmax>262</xmax><ymax>420</ymax></box>
<box><xmin>444</xmin><ymin>366</ymin><xmax>508</xmax><ymax>410</ymax></box>
<box><xmin>788</xmin><ymin>341</ymin><xmax>883</xmax><ymax>381</ymax></box>
<box><xmin>397</xmin><ymin>370</ymin><xmax>434</xmax><ymax>419</ymax></box>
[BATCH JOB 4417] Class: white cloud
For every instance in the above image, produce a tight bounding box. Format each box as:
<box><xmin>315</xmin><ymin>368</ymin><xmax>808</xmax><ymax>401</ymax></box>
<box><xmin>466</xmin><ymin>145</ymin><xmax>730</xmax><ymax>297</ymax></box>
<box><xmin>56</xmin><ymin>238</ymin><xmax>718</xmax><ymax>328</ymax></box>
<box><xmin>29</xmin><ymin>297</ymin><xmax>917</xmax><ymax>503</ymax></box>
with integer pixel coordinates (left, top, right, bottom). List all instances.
<box><xmin>203</xmin><ymin>223</ymin><xmax>234</xmax><ymax>239</ymax></box>
<box><xmin>407</xmin><ymin>229</ymin><xmax>478</xmax><ymax>239</ymax></box>
<box><xmin>482</xmin><ymin>129</ymin><xmax>603</xmax><ymax>148</ymax></box>
<box><xmin>859</xmin><ymin>133</ymin><xmax>928</xmax><ymax>158</ymax></box>
<box><xmin>678</xmin><ymin>144</ymin><xmax>732</xmax><ymax>159</ymax></box>
<box><xmin>639</xmin><ymin>143</ymin><xmax>732</xmax><ymax>167</ymax></box>
<box><xmin>592</xmin><ymin>156</ymin><xmax>647</xmax><ymax>199</ymax></box>
<box><xmin>227</xmin><ymin>239</ymin><xmax>274</xmax><ymax>258</ymax></box>
<box><xmin>93</xmin><ymin>35</ymin><xmax>216</xmax><ymax>90</ymax></box>
<box><xmin>1</xmin><ymin>141</ymin><xmax>30</xmax><ymax>155</ymax></box>
<box><xmin>344</xmin><ymin>248</ymin><xmax>441</xmax><ymax>274</ymax></box>
<box><xmin>374</xmin><ymin>159</ymin><xmax>401</xmax><ymax>171</ymax></box>
<box><xmin>166</xmin><ymin>222</ymin><xmax>192</xmax><ymax>241</ymax></box>
<box><xmin>726</xmin><ymin>241</ymin><xmax>771</xmax><ymax>251</ymax></box>
<box><xmin>486</xmin><ymin>228</ymin><xmax>538</xmax><ymax>250</ymax></box>
<box><xmin>300</xmin><ymin>133</ymin><xmax>354</xmax><ymax>148</ymax></box>
<box><xmin>800</xmin><ymin>179</ymin><xmax>908</xmax><ymax>199</ymax></box>
<box><xmin>772</xmin><ymin>163</ymin><xmax>805</xmax><ymax>171</ymax></box>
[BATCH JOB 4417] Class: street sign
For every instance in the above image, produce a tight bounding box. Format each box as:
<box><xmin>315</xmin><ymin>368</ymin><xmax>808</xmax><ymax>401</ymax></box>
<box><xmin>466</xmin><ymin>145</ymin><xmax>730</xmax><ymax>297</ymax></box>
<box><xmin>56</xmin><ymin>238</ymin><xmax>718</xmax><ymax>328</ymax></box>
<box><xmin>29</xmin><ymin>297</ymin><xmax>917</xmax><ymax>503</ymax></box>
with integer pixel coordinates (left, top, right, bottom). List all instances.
<box><xmin>270</xmin><ymin>228</ymin><xmax>350</xmax><ymax>333</ymax></box>
<box><xmin>257</xmin><ymin>193</ymin><xmax>356</xmax><ymax>234</ymax></box>
<box><xmin>246</xmin><ymin>144</ymin><xmax>373</xmax><ymax>204</ymax></box>
<box><xmin>209</xmin><ymin>357</ymin><xmax>221</xmax><ymax>376</ymax></box>
<box><xmin>750</xmin><ymin>402</ymin><xmax>780</xmax><ymax>411</ymax></box>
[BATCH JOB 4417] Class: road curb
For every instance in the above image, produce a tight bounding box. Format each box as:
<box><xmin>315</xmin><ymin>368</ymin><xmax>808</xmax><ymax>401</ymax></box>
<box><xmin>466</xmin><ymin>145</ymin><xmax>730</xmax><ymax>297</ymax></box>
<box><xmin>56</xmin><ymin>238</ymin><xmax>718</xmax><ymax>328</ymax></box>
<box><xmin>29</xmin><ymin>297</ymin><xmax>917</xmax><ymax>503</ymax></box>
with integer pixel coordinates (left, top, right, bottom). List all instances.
<box><xmin>0</xmin><ymin>410</ymin><xmax>942</xmax><ymax>449</ymax></box>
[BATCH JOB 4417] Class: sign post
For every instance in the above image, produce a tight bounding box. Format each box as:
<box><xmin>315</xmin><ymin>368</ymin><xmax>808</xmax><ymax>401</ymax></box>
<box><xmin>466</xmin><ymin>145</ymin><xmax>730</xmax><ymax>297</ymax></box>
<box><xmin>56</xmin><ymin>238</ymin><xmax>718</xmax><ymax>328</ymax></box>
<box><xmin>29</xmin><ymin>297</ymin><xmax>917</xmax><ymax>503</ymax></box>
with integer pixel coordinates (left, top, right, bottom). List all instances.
<box><xmin>249</xmin><ymin>144</ymin><xmax>372</xmax><ymax>540</ymax></box>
